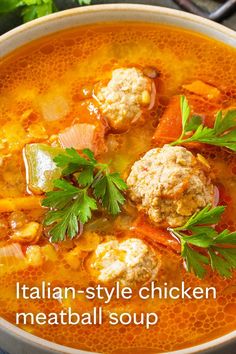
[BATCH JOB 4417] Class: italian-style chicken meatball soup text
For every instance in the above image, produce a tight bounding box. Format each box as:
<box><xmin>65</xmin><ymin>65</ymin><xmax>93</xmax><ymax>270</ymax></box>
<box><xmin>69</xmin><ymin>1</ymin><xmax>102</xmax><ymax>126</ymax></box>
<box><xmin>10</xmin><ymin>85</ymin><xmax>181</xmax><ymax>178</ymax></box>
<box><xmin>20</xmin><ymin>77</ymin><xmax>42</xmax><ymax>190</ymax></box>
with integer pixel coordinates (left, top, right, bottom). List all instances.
<box><xmin>0</xmin><ymin>22</ymin><xmax>236</xmax><ymax>353</ymax></box>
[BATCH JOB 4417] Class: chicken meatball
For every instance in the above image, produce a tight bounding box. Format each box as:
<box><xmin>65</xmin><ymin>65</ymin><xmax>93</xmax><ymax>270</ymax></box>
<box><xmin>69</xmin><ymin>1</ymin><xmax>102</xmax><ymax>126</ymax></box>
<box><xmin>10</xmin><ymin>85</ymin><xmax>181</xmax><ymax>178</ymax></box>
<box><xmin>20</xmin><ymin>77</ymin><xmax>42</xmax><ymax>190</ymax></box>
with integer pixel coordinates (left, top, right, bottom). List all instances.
<box><xmin>95</xmin><ymin>67</ymin><xmax>156</xmax><ymax>131</ymax></box>
<box><xmin>127</xmin><ymin>145</ymin><xmax>214</xmax><ymax>227</ymax></box>
<box><xmin>89</xmin><ymin>238</ymin><xmax>159</xmax><ymax>287</ymax></box>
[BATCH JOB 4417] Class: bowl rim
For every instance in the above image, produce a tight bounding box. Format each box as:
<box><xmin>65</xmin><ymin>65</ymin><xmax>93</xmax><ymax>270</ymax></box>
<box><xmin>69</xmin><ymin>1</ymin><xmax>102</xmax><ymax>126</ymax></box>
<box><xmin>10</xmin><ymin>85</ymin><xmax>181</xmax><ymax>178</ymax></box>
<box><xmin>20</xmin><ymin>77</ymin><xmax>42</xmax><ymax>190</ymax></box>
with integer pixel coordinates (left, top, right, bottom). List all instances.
<box><xmin>0</xmin><ymin>3</ymin><xmax>236</xmax><ymax>54</ymax></box>
<box><xmin>0</xmin><ymin>3</ymin><xmax>236</xmax><ymax>354</ymax></box>
<box><xmin>1</xmin><ymin>314</ymin><xmax>236</xmax><ymax>354</ymax></box>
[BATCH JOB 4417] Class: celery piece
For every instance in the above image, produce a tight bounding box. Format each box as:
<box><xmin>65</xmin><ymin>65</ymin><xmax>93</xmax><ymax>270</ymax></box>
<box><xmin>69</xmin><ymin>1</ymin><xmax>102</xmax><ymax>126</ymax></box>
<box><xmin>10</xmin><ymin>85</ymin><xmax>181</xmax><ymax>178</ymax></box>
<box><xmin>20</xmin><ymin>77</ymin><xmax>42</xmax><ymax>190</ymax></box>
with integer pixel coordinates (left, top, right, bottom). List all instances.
<box><xmin>24</xmin><ymin>143</ymin><xmax>63</xmax><ymax>193</ymax></box>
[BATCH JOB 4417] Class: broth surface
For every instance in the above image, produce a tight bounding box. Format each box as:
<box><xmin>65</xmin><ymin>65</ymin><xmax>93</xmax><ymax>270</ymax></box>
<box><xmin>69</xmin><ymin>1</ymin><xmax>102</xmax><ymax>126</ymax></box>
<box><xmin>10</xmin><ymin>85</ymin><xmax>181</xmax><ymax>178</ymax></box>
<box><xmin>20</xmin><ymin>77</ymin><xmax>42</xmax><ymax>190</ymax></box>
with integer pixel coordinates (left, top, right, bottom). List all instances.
<box><xmin>0</xmin><ymin>23</ymin><xmax>236</xmax><ymax>353</ymax></box>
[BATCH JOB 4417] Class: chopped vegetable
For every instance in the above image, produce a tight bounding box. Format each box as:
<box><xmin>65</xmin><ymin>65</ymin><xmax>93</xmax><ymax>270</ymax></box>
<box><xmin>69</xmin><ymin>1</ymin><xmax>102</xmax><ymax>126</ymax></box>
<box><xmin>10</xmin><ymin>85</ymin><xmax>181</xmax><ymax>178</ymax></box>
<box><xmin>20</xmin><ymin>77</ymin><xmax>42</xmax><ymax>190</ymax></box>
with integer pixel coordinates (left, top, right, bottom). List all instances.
<box><xmin>39</xmin><ymin>93</ymin><xmax>69</xmax><ymax>121</ymax></box>
<box><xmin>27</xmin><ymin>123</ymin><xmax>48</xmax><ymax>140</ymax></box>
<box><xmin>40</xmin><ymin>244</ymin><xmax>57</xmax><ymax>262</ymax></box>
<box><xmin>59</xmin><ymin>123</ymin><xmax>96</xmax><ymax>151</ymax></box>
<box><xmin>0</xmin><ymin>243</ymin><xmax>24</xmax><ymax>266</ymax></box>
<box><xmin>24</xmin><ymin>144</ymin><xmax>63</xmax><ymax>193</ymax></box>
<box><xmin>9</xmin><ymin>211</ymin><xmax>27</xmax><ymax>230</ymax></box>
<box><xmin>196</xmin><ymin>153</ymin><xmax>211</xmax><ymax>169</ymax></box>
<box><xmin>169</xmin><ymin>205</ymin><xmax>236</xmax><ymax>278</ymax></box>
<box><xmin>42</xmin><ymin>148</ymin><xmax>127</xmax><ymax>242</ymax></box>
<box><xmin>0</xmin><ymin>196</ymin><xmax>43</xmax><ymax>213</ymax></box>
<box><xmin>0</xmin><ymin>0</ymin><xmax>92</xmax><ymax>23</ymax></box>
<box><xmin>133</xmin><ymin>215</ymin><xmax>180</xmax><ymax>253</ymax></box>
<box><xmin>171</xmin><ymin>96</ymin><xmax>236</xmax><ymax>152</ymax></box>
<box><xmin>11</xmin><ymin>221</ymin><xmax>42</xmax><ymax>244</ymax></box>
<box><xmin>1</xmin><ymin>121</ymin><xmax>29</xmax><ymax>152</ymax></box>
<box><xmin>182</xmin><ymin>80</ymin><xmax>220</xmax><ymax>100</ymax></box>
<box><xmin>74</xmin><ymin>231</ymin><xmax>101</xmax><ymax>251</ymax></box>
<box><xmin>64</xmin><ymin>246</ymin><xmax>85</xmax><ymax>270</ymax></box>
<box><xmin>84</xmin><ymin>217</ymin><xmax>113</xmax><ymax>233</ymax></box>
<box><xmin>26</xmin><ymin>245</ymin><xmax>43</xmax><ymax>267</ymax></box>
<box><xmin>153</xmin><ymin>95</ymin><xmax>183</xmax><ymax>144</ymax></box>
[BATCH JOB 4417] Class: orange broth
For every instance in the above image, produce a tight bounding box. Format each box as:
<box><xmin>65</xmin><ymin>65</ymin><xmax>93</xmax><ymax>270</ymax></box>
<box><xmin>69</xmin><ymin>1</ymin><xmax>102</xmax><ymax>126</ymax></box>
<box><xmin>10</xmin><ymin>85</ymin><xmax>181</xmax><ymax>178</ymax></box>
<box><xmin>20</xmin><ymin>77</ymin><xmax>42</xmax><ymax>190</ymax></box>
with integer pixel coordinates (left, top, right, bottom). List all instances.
<box><xmin>0</xmin><ymin>23</ymin><xmax>236</xmax><ymax>353</ymax></box>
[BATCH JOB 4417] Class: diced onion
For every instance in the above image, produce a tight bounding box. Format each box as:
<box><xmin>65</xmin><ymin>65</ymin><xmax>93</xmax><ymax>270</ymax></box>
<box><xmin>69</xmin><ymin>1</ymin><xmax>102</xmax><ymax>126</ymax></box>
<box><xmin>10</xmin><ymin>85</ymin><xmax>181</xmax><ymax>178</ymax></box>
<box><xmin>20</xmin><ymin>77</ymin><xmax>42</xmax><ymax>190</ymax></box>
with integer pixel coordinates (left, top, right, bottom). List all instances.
<box><xmin>213</xmin><ymin>186</ymin><xmax>220</xmax><ymax>207</ymax></box>
<box><xmin>40</xmin><ymin>94</ymin><xmax>69</xmax><ymax>121</ymax></box>
<box><xmin>0</xmin><ymin>243</ymin><xmax>24</xmax><ymax>266</ymax></box>
<box><xmin>59</xmin><ymin>123</ymin><xmax>95</xmax><ymax>151</ymax></box>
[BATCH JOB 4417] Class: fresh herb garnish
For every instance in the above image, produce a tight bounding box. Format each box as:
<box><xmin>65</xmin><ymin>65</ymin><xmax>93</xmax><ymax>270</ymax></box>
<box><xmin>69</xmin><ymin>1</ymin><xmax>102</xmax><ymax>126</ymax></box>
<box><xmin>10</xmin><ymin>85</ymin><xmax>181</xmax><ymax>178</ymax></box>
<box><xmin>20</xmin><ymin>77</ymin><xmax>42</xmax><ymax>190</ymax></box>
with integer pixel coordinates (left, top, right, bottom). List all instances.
<box><xmin>169</xmin><ymin>205</ymin><xmax>236</xmax><ymax>279</ymax></box>
<box><xmin>42</xmin><ymin>148</ymin><xmax>127</xmax><ymax>242</ymax></box>
<box><xmin>0</xmin><ymin>0</ymin><xmax>92</xmax><ymax>23</ymax></box>
<box><xmin>170</xmin><ymin>96</ymin><xmax>236</xmax><ymax>152</ymax></box>
<box><xmin>93</xmin><ymin>172</ymin><xmax>127</xmax><ymax>215</ymax></box>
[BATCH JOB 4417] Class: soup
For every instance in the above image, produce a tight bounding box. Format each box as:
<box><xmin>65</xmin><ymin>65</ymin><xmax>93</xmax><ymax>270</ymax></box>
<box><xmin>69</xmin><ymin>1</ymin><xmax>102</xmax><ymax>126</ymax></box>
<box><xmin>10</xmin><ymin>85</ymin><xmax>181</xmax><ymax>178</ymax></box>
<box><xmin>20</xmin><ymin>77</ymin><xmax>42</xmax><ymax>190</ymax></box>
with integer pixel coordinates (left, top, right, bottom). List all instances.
<box><xmin>0</xmin><ymin>22</ymin><xmax>236</xmax><ymax>354</ymax></box>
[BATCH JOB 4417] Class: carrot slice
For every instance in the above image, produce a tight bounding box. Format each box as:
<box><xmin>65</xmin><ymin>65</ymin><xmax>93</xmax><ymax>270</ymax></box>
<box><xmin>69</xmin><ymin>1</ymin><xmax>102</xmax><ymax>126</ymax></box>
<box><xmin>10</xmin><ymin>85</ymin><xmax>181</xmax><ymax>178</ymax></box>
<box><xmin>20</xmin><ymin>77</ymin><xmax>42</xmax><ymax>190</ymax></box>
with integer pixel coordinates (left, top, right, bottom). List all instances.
<box><xmin>153</xmin><ymin>94</ymin><xmax>219</xmax><ymax>147</ymax></box>
<box><xmin>0</xmin><ymin>196</ymin><xmax>43</xmax><ymax>213</ymax></box>
<box><xmin>182</xmin><ymin>80</ymin><xmax>220</xmax><ymax>100</ymax></box>
<box><xmin>132</xmin><ymin>215</ymin><xmax>180</xmax><ymax>253</ymax></box>
<box><xmin>153</xmin><ymin>95</ymin><xmax>182</xmax><ymax>145</ymax></box>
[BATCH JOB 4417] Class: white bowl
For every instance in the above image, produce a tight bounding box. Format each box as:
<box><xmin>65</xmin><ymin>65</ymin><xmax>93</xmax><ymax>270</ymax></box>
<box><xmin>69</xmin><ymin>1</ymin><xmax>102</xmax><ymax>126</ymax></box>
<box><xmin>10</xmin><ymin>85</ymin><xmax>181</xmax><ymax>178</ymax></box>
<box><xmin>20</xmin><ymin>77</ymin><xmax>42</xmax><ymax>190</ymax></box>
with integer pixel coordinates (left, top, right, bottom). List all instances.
<box><xmin>0</xmin><ymin>4</ymin><xmax>236</xmax><ymax>354</ymax></box>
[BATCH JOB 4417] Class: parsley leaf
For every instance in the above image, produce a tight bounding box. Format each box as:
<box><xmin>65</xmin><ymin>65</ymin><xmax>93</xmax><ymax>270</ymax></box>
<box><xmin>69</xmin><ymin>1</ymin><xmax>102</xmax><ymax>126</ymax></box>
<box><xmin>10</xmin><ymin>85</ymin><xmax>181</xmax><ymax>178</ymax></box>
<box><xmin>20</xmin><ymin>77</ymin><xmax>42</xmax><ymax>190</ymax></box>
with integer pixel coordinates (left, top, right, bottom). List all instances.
<box><xmin>169</xmin><ymin>205</ymin><xmax>236</xmax><ymax>279</ymax></box>
<box><xmin>42</xmin><ymin>179</ymin><xmax>97</xmax><ymax>242</ymax></box>
<box><xmin>215</xmin><ymin>248</ymin><xmax>236</xmax><ymax>268</ymax></box>
<box><xmin>0</xmin><ymin>0</ymin><xmax>92</xmax><ymax>23</ymax></box>
<box><xmin>53</xmin><ymin>148</ymin><xmax>127</xmax><ymax>215</ymax></box>
<box><xmin>44</xmin><ymin>201</ymin><xmax>80</xmax><ymax>242</ymax></box>
<box><xmin>214</xmin><ymin>229</ymin><xmax>236</xmax><ymax>245</ymax></box>
<box><xmin>54</xmin><ymin>147</ymin><xmax>94</xmax><ymax>176</ymax></box>
<box><xmin>21</xmin><ymin>1</ymin><xmax>54</xmax><ymax>23</ymax></box>
<box><xmin>185</xmin><ymin>115</ymin><xmax>203</xmax><ymax>132</ymax></box>
<box><xmin>42</xmin><ymin>148</ymin><xmax>127</xmax><ymax>242</ymax></box>
<box><xmin>78</xmin><ymin>192</ymin><xmax>97</xmax><ymax>224</ymax></box>
<box><xmin>180</xmin><ymin>95</ymin><xmax>191</xmax><ymax>133</ymax></box>
<box><xmin>93</xmin><ymin>173</ymin><xmax>127</xmax><ymax>215</ymax></box>
<box><xmin>42</xmin><ymin>179</ymin><xmax>79</xmax><ymax>209</ymax></box>
<box><xmin>208</xmin><ymin>248</ymin><xmax>232</xmax><ymax>278</ymax></box>
<box><xmin>77</xmin><ymin>166</ymin><xmax>94</xmax><ymax>187</ymax></box>
<box><xmin>182</xmin><ymin>243</ymin><xmax>209</xmax><ymax>279</ymax></box>
<box><xmin>178</xmin><ymin>205</ymin><xmax>226</xmax><ymax>230</ymax></box>
<box><xmin>171</xmin><ymin>96</ymin><xmax>236</xmax><ymax>152</ymax></box>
